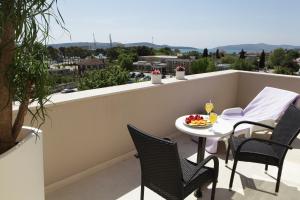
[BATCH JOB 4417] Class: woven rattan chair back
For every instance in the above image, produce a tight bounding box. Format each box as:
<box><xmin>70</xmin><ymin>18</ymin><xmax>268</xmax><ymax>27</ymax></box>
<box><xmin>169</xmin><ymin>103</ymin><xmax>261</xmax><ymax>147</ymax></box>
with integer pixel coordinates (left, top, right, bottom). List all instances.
<box><xmin>271</xmin><ymin>105</ymin><xmax>300</xmax><ymax>159</ymax></box>
<box><xmin>127</xmin><ymin>124</ymin><xmax>184</xmax><ymax>199</ymax></box>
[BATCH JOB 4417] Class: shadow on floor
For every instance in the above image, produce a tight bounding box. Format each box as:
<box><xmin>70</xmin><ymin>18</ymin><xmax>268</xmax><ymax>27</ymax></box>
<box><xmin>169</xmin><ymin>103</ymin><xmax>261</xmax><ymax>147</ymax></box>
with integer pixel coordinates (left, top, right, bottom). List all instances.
<box><xmin>201</xmin><ymin>187</ymin><xmax>240</xmax><ymax>200</ymax></box>
<box><xmin>224</xmin><ymin>165</ymin><xmax>300</xmax><ymax>200</ymax></box>
<box><xmin>46</xmin><ymin>134</ymin><xmax>300</xmax><ymax>200</ymax></box>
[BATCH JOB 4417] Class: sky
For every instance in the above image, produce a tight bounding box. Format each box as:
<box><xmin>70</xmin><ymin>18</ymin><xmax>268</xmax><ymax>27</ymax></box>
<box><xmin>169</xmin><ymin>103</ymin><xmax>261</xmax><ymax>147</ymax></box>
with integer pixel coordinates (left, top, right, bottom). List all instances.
<box><xmin>50</xmin><ymin>0</ymin><xmax>300</xmax><ymax>48</ymax></box>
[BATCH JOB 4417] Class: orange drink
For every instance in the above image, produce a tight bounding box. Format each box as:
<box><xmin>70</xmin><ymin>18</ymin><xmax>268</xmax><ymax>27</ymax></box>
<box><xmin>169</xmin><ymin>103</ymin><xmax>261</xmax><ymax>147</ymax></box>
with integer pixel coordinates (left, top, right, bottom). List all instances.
<box><xmin>209</xmin><ymin>112</ymin><xmax>218</xmax><ymax>124</ymax></box>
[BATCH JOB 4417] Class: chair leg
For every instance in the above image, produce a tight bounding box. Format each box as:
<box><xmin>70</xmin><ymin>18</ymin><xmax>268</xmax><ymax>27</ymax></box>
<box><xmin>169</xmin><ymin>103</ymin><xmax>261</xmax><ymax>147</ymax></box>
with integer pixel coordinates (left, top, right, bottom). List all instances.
<box><xmin>225</xmin><ymin>143</ymin><xmax>231</xmax><ymax>164</ymax></box>
<box><xmin>265</xmin><ymin>164</ymin><xmax>268</xmax><ymax>171</ymax></box>
<box><xmin>211</xmin><ymin>179</ymin><xmax>217</xmax><ymax>200</ymax></box>
<box><xmin>134</xmin><ymin>153</ymin><xmax>139</xmax><ymax>159</ymax></box>
<box><xmin>140</xmin><ymin>183</ymin><xmax>144</xmax><ymax>200</ymax></box>
<box><xmin>275</xmin><ymin>166</ymin><xmax>283</xmax><ymax>193</ymax></box>
<box><xmin>229</xmin><ymin>159</ymin><xmax>238</xmax><ymax>189</ymax></box>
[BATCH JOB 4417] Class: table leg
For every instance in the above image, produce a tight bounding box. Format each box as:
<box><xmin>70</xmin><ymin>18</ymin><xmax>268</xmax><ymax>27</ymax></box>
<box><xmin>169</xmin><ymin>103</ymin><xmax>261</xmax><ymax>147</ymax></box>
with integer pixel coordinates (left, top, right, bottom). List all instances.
<box><xmin>195</xmin><ymin>137</ymin><xmax>206</xmax><ymax>198</ymax></box>
<box><xmin>197</xmin><ymin>137</ymin><xmax>206</xmax><ymax>163</ymax></box>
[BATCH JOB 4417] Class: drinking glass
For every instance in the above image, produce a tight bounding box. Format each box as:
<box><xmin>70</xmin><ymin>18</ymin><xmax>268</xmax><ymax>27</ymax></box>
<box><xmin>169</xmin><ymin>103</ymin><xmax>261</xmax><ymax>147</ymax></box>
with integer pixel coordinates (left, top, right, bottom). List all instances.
<box><xmin>209</xmin><ymin>112</ymin><xmax>218</xmax><ymax>124</ymax></box>
<box><xmin>205</xmin><ymin>101</ymin><xmax>214</xmax><ymax>115</ymax></box>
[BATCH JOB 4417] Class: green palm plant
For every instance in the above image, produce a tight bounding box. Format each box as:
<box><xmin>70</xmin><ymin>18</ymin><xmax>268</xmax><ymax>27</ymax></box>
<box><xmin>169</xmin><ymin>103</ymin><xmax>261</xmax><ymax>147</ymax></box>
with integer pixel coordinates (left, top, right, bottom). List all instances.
<box><xmin>0</xmin><ymin>0</ymin><xmax>65</xmax><ymax>152</ymax></box>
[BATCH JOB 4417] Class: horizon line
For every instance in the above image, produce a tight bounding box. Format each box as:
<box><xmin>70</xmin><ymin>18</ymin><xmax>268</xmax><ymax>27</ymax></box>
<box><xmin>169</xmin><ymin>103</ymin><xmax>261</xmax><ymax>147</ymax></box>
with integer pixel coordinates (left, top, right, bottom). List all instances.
<box><xmin>48</xmin><ymin>41</ymin><xmax>300</xmax><ymax>49</ymax></box>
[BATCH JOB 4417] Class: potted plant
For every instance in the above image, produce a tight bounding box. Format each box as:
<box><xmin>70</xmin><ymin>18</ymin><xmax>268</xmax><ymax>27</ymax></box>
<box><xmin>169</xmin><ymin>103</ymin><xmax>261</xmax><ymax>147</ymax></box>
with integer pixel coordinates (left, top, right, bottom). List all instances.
<box><xmin>151</xmin><ymin>69</ymin><xmax>162</xmax><ymax>84</ymax></box>
<box><xmin>176</xmin><ymin>65</ymin><xmax>185</xmax><ymax>80</ymax></box>
<box><xmin>0</xmin><ymin>1</ymin><xmax>64</xmax><ymax>200</ymax></box>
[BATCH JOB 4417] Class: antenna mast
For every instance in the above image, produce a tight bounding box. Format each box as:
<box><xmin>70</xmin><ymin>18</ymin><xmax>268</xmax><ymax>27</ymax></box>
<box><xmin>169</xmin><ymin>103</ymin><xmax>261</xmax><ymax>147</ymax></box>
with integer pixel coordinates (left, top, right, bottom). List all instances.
<box><xmin>109</xmin><ymin>34</ymin><xmax>113</xmax><ymax>48</ymax></box>
<box><xmin>93</xmin><ymin>32</ymin><xmax>96</xmax><ymax>50</ymax></box>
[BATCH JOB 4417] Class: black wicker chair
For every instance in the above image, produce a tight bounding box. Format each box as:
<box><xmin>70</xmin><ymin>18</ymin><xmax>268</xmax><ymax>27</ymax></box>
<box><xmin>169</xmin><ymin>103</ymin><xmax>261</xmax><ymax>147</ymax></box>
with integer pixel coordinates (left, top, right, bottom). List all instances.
<box><xmin>225</xmin><ymin>104</ymin><xmax>300</xmax><ymax>193</ymax></box>
<box><xmin>127</xmin><ymin>124</ymin><xmax>219</xmax><ymax>200</ymax></box>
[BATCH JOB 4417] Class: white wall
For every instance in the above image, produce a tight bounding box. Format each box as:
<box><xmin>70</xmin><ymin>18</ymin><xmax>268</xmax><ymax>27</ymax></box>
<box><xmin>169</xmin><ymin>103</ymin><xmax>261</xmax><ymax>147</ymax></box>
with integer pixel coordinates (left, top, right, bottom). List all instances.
<box><xmin>16</xmin><ymin>70</ymin><xmax>300</xmax><ymax>191</ymax></box>
<box><xmin>17</xmin><ymin>70</ymin><xmax>238</xmax><ymax>187</ymax></box>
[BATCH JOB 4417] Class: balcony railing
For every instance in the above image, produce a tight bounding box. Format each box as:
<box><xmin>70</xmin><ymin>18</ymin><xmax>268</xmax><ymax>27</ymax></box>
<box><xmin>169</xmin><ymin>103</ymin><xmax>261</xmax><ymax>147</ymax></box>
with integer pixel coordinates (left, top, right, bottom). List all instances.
<box><xmin>14</xmin><ymin>70</ymin><xmax>300</xmax><ymax>193</ymax></box>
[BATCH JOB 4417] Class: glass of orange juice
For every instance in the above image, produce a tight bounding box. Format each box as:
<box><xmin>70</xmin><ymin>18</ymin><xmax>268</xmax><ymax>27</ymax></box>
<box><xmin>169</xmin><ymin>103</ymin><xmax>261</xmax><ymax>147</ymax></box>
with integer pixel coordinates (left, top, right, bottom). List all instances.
<box><xmin>209</xmin><ymin>112</ymin><xmax>218</xmax><ymax>124</ymax></box>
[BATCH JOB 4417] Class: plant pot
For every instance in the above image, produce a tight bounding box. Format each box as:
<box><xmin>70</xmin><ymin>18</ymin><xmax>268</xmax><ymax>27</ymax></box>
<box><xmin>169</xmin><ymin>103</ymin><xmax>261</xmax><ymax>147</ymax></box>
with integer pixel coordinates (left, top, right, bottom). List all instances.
<box><xmin>0</xmin><ymin>127</ymin><xmax>44</xmax><ymax>200</ymax></box>
<box><xmin>176</xmin><ymin>71</ymin><xmax>185</xmax><ymax>80</ymax></box>
<box><xmin>151</xmin><ymin>74</ymin><xmax>162</xmax><ymax>84</ymax></box>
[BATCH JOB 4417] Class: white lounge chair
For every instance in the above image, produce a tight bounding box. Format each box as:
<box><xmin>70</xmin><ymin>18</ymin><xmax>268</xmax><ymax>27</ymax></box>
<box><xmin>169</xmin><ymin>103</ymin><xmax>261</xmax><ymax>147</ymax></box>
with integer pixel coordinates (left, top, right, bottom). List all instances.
<box><xmin>206</xmin><ymin>87</ymin><xmax>299</xmax><ymax>153</ymax></box>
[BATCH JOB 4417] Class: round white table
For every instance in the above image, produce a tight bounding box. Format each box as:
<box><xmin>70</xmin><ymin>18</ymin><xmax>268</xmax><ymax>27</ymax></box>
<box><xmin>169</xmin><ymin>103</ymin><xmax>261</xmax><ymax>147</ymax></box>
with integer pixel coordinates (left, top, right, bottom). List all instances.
<box><xmin>175</xmin><ymin>115</ymin><xmax>233</xmax><ymax>163</ymax></box>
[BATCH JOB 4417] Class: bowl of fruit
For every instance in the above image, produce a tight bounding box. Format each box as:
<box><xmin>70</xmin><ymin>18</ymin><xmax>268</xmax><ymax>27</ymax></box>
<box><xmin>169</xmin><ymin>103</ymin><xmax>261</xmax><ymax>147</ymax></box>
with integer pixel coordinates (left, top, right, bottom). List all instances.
<box><xmin>184</xmin><ymin>114</ymin><xmax>212</xmax><ymax>128</ymax></box>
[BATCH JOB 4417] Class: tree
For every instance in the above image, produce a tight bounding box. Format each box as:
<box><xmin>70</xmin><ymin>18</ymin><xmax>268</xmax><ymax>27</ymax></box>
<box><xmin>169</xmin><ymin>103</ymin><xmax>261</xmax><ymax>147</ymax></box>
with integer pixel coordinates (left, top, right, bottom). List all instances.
<box><xmin>156</xmin><ymin>47</ymin><xmax>173</xmax><ymax>55</ymax></box>
<box><xmin>78</xmin><ymin>66</ymin><xmax>129</xmax><ymax>90</ymax></box>
<box><xmin>0</xmin><ymin>1</ymin><xmax>64</xmax><ymax>152</ymax></box>
<box><xmin>269</xmin><ymin>48</ymin><xmax>299</xmax><ymax>72</ymax></box>
<box><xmin>135</xmin><ymin>46</ymin><xmax>154</xmax><ymax>56</ymax></box>
<box><xmin>259</xmin><ymin>50</ymin><xmax>266</xmax><ymax>68</ymax></box>
<box><xmin>188</xmin><ymin>51</ymin><xmax>201</xmax><ymax>59</ymax></box>
<box><xmin>174</xmin><ymin>49</ymin><xmax>180</xmax><ymax>54</ymax></box>
<box><xmin>285</xmin><ymin>49</ymin><xmax>299</xmax><ymax>60</ymax></box>
<box><xmin>202</xmin><ymin>48</ymin><xmax>208</xmax><ymax>57</ymax></box>
<box><xmin>239</xmin><ymin>49</ymin><xmax>246</xmax><ymax>59</ymax></box>
<box><xmin>283</xmin><ymin>50</ymin><xmax>300</xmax><ymax>71</ymax></box>
<box><xmin>215</xmin><ymin>49</ymin><xmax>220</xmax><ymax>59</ymax></box>
<box><xmin>64</xmin><ymin>46</ymin><xmax>90</xmax><ymax>58</ymax></box>
<box><xmin>232</xmin><ymin>59</ymin><xmax>254</xmax><ymax>71</ymax></box>
<box><xmin>178</xmin><ymin>51</ymin><xmax>201</xmax><ymax>59</ymax></box>
<box><xmin>118</xmin><ymin>53</ymin><xmax>134</xmax><ymax>71</ymax></box>
<box><xmin>269</xmin><ymin>48</ymin><xmax>285</xmax><ymax>66</ymax></box>
<box><xmin>107</xmin><ymin>47</ymin><xmax>120</xmax><ymax>61</ymax></box>
<box><xmin>274</xmin><ymin>66</ymin><xmax>293</xmax><ymax>75</ymax></box>
<box><xmin>190</xmin><ymin>58</ymin><xmax>215</xmax><ymax>74</ymax></box>
<box><xmin>219</xmin><ymin>50</ymin><xmax>225</xmax><ymax>57</ymax></box>
<box><xmin>221</xmin><ymin>55</ymin><xmax>236</xmax><ymax>64</ymax></box>
<box><xmin>59</xmin><ymin>47</ymin><xmax>66</xmax><ymax>57</ymax></box>
<box><xmin>47</xmin><ymin>46</ymin><xmax>61</xmax><ymax>61</ymax></box>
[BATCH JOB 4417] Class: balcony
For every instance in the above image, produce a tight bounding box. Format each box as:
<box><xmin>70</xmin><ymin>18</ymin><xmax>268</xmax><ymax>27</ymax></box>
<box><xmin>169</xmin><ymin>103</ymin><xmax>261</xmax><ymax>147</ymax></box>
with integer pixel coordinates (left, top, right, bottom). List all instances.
<box><xmin>18</xmin><ymin>70</ymin><xmax>300</xmax><ymax>199</ymax></box>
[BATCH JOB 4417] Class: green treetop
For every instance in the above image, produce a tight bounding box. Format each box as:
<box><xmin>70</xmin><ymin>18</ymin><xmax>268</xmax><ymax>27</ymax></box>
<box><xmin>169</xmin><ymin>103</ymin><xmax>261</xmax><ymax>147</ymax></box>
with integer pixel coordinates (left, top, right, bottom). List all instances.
<box><xmin>259</xmin><ymin>50</ymin><xmax>266</xmax><ymax>68</ymax></box>
<box><xmin>202</xmin><ymin>48</ymin><xmax>209</xmax><ymax>57</ymax></box>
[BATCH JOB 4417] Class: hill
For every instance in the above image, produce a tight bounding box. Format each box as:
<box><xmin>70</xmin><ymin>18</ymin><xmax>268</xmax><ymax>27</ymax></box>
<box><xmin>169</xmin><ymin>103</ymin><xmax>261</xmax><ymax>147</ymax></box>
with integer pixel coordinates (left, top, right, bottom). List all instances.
<box><xmin>211</xmin><ymin>43</ymin><xmax>300</xmax><ymax>53</ymax></box>
<box><xmin>48</xmin><ymin>42</ymin><xmax>199</xmax><ymax>52</ymax></box>
<box><xmin>49</xmin><ymin>42</ymin><xmax>300</xmax><ymax>53</ymax></box>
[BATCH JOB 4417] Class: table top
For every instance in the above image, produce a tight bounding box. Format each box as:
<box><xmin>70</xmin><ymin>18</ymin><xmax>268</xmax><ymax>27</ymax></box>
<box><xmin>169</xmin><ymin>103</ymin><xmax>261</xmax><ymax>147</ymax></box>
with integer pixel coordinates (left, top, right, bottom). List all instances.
<box><xmin>175</xmin><ymin>115</ymin><xmax>233</xmax><ymax>138</ymax></box>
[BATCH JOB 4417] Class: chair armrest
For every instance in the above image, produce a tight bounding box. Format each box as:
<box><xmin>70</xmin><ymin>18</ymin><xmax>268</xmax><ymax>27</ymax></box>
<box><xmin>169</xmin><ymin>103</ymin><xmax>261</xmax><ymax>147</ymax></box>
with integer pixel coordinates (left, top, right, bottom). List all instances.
<box><xmin>236</xmin><ymin>138</ymin><xmax>293</xmax><ymax>154</ymax></box>
<box><xmin>184</xmin><ymin>155</ymin><xmax>219</xmax><ymax>185</ymax></box>
<box><xmin>231</xmin><ymin>121</ymin><xmax>275</xmax><ymax>136</ymax></box>
<box><xmin>222</xmin><ymin>107</ymin><xmax>243</xmax><ymax>116</ymax></box>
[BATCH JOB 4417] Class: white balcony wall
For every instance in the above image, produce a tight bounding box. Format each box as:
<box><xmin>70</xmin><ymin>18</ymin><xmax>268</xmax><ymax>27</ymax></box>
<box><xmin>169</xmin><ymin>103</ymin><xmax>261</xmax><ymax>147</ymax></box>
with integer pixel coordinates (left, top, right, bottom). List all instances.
<box><xmin>14</xmin><ymin>70</ymin><xmax>300</xmax><ymax>192</ymax></box>
<box><xmin>15</xmin><ymin>70</ymin><xmax>238</xmax><ymax>188</ymax></box>
<box><xmin>237</xmin><ymin>71</ymin><xmax>300</xmax><ymax>107</ymax></box>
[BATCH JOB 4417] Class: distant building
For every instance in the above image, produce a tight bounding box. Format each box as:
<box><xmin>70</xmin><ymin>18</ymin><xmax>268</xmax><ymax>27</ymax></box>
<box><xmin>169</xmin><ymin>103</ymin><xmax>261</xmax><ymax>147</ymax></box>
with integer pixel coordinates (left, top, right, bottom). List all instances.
<box><xmin>61</xmin><ymin>56</ymin><xmax>81</xmax><ymax>65</ymax></box>
<box><xmin>137</xmin><ymin>55</ymin><xmax>193</xmax><ymax>74</ymax></box>
<box><xmin>133</xmin><ymin>61</ymin><xmax>154</xmax><ymax>72</ymax></box>
<box><xmin>77</xmin><ymin>58</ymin><xmax>105</xmax><ymax>76</ymax></box>
<box><xmin>49</xmin><ymin>64</ymin><xmax>78</xmax><ymax>76</ymax></box>
<box><xmin>95</xmin><ymin>53</ymin><xmax>107</xmax><ymax>59</ymax></box>
<box><xmin>245</xmin><ymin>52</ymin><xmax>259</xmax><ymax>63</ymax></box>
<box><xmin>94</xmin><ymin>54</ymin><xmax>108</xmax><ymax>64</ymax></box>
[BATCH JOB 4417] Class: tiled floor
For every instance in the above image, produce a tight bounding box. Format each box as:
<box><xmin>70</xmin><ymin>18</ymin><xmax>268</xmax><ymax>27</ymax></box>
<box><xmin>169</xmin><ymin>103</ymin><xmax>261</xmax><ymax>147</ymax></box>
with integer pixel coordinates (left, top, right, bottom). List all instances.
<box><xmin>46</xmin><ymin>133</ymin><xmax>300</xmax><ymax>200</ymax></box>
